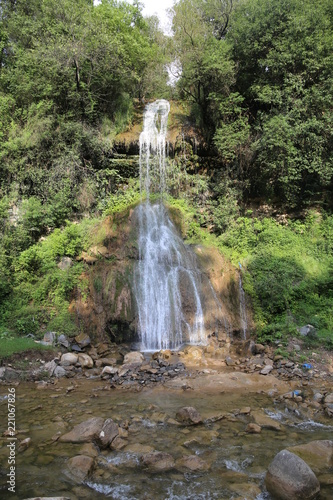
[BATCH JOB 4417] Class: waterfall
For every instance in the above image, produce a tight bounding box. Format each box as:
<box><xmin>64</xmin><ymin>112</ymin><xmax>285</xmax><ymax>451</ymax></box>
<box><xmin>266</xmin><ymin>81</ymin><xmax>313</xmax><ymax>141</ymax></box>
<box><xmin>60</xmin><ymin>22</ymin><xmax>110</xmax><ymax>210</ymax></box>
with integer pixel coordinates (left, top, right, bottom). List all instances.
<box><xmin>134</xmin><ymin>100</ymin><xmax>206</xmax><ymax>351</ymax></box>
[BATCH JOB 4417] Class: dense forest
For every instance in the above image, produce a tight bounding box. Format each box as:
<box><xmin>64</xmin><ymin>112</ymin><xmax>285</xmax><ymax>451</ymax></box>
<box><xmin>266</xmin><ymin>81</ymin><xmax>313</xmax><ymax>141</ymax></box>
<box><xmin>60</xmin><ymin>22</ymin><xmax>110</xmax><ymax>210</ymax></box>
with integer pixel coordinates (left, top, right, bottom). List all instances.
<box><xmin>0</xmin><ymin>0</ymin><xmax>332</xmax><ymax>352</ymax></box>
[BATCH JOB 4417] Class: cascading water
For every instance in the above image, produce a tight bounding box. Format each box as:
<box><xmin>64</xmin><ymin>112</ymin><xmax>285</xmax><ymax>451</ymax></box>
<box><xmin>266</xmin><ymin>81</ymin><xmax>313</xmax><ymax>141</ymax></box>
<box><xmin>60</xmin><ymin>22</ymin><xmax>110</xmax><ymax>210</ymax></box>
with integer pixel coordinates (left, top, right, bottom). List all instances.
<box><xmin>134</xmin><ymin>100</ymin><xmax>206</xmax><ymax>351</ymax></box>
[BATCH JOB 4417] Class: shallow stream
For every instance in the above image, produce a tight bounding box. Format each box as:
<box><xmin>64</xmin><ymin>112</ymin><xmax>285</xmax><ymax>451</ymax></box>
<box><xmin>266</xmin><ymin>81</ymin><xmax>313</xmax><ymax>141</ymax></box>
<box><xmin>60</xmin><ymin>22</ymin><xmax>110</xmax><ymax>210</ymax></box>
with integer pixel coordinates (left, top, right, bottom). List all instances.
<box><xmin>0</xmin><ymin>379</ymin><xmax>332</xmax><ymax>499</ymax></box>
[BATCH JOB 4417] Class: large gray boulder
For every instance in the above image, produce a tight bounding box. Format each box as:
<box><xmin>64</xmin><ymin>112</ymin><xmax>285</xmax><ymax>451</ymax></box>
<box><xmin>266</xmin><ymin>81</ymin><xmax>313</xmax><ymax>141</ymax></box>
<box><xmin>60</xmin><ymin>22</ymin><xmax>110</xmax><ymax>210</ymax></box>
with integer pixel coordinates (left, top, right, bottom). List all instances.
<box><xmin>265</xmin><ymin>449</ymin><xmax>320</xmax><ymax>499</ymax></box>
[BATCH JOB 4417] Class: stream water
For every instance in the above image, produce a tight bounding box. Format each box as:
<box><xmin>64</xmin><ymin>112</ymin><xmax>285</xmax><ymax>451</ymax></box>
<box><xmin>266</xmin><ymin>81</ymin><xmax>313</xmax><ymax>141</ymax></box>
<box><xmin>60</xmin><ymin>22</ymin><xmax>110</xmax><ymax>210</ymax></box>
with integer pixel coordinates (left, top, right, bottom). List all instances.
<box><xmin>0</xmin><ymin>380</ymin><xmax>332</xmax><ymax>499</ymax></box>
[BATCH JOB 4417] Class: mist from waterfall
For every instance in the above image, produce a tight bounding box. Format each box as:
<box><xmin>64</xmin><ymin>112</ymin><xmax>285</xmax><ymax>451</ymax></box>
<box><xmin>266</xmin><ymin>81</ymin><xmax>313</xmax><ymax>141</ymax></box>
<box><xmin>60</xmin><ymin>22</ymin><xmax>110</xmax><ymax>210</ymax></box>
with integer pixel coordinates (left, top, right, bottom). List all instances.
<box><xmin>134</xmin><ymin>100</ymin><xmax>205</xmax><ymax>351</ymax></box>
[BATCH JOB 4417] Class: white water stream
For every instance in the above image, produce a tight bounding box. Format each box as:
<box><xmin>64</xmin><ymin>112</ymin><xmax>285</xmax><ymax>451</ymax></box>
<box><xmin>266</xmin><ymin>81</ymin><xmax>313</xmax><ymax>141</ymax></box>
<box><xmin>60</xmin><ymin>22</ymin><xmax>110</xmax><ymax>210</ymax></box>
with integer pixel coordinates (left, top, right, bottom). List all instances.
<box><xmin>134</xmin><ymin>100</ymin><xmax>205</xmax><ymax>351</ymax></box>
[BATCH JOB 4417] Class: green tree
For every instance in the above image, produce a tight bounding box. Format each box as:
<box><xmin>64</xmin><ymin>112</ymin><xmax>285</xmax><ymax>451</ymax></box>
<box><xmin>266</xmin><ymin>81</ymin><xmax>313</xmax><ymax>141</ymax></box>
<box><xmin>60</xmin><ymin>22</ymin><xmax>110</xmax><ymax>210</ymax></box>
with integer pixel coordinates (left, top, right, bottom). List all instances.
<box><xmin>229</xmin><ymin>0</ymin><xmax>333</xmax><ymax>204</ymax></box>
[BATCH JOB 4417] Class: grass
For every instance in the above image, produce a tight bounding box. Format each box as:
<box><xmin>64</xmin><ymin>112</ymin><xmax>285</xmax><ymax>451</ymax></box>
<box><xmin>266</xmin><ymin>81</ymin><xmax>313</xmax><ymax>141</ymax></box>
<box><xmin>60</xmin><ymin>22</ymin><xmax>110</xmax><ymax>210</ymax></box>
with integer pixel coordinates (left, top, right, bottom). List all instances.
<box><xmin>0</xmin><ymin>337</ymin><xmax>54</xmax><ymax>360</ymax></box>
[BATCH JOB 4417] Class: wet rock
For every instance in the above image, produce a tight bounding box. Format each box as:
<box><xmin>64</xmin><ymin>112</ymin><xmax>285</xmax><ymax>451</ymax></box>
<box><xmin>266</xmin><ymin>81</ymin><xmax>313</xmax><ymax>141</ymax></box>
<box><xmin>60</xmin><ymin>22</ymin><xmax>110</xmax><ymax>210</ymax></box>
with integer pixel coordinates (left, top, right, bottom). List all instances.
<box><xmin>125</xmin><ymin>443</ymin><xmax>155</xmax><ymax>454</ymax></box>
<box><xmin>245</xmin><ymin>423</ymin><xmax>261</xmax><ymax>434</ymax></box>
<box><xmin>175</xmin><ymin>455</ymin><xmax>210</xmax><ymax>472</ymax></box>
<box><xmin>18</xmin><ymin>437</ymin><xmax>31</xmax><ymax>452</ymax></box>
<box><xmin>60</xmin><ymin>417</ymin><xmax>104</xmax><ymax>443</ymax></box>
<box><xmin>252</xmin><ymin>411</ymin><xmax>283</xmax><ymax>431</ymax></box>
<box><xmin>78</xmin><ymin>353</ymin><xmax>94</xmax><ymax>369</ymax></box>
<box><xmin>141</xmin><ymin>451</ymin><xmax>175</xmax><ymax>473</ymax></box>
<box><xmin>60</xmin><ymin>353</ymin><xmax>78</xmax><ymax>366</ymax></box>
<box><xmin>96</xmin><ymin>419</ymin><xmax>119</xmax><ymax>448</ymax></box>
<box><xmin>287</xmin><ymin>440</ymin><xmax>333</xmax><ymax>475</ymax></box>
<box><xmin>67</xmin><ymin>455</ymin><xmax>94</xmax><ymax>482</ymax></box>
<box><xmin>79</xmin><ymin>443</ymin><xmax>99</xmax><ymax>458</ymax></box>
<box><xmin>110</xmin><ymin>436</ymin><xmax>127</xmax><ymax>450</ymax></box>
<box><xmin>260</xmin><ymin>365</ymin><xmax>273</xmax><ymax>375</ymax></box>
<box><xmin>123</xmin><ymin>351</ymin><xmax>144</xmax><ymax>365</ymax></box>
<box><xmin>229</xmin><ymin>483</ymin><xmax>262</xmax><ymax>499</ymax></box>
<box><xmin>176</xmin><ymin>407</ymin><xmax>203</xmax><ymax>425</ymax></box>
<box><xmin>265</xmin><ymin>449</ymin><xmax>320</xmax><ymax>499</ymax></box>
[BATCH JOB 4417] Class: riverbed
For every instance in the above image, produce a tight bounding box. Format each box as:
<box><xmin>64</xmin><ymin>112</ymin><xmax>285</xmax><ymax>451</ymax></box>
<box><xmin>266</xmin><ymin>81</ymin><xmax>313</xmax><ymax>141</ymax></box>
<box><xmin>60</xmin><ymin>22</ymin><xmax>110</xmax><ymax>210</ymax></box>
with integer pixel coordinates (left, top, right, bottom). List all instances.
<box><xmin>0</xmin><ymin>372</ymin><xmax>332</xmax><ymax>500</ymax></box>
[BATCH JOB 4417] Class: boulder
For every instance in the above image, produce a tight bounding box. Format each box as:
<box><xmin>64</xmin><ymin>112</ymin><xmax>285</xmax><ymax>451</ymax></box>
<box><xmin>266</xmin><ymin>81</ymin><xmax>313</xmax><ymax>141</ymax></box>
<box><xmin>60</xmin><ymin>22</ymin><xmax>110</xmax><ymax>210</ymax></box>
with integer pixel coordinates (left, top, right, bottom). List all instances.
<box><xmin>54</xmin><ymin>366</ymin><xmax>67</xmax><ymax>378</ymax></box>
<box><xmin>59</xmin><ymin>417</ymin><xmax>104</xmax><ymax>443</ymax></box>
<box><xmin>78</xmin><ymin>353</ymin><xmax>94</xmax><ymax>369</ymax></box>
<box><xmin>255</xmin><ymin>343</ymin><xmax>266</xmax><ymax>354</ymax></box>
<box><xmin>67</xmin><ymin>455</ymin><xmax>94</xmax><ymax>482</ymax></box>
<box><xmin>57</xmin><ymin>334</ymin><xmax>69</xmax><ymax>348</ymax></box>
<box><xmin>176</xmin><ymin>406</ymin><xmax>203</xmax><ymax>425</ymax></box>
<box><xmin>75</xmin><ymin>333</ymin><xmax>91</xmax><ymax>348</ymax></box>
<box><xmin>96</xmin><ymin>419</ymin><xmax>119</xmax><ymax>449</ymax></box>
<box><xmin>58</xmin><ymin>256</ymin><xmax>73</xmax><ymax>271</ymax></box>
<box><xmin>60</xmin><ymin>353</ymin><xmax>78</xmax><ymax>366</ymax></box>
<box><xmin>287</xmin><ymin>440</ymin><xmax>333</xmax><ymax>475</ymax></box>
<box><xmin>265</xmin><ymin>449</ymin><xmax>320</xmax><ymax>500</ymax></box>
<box><xmin>299</xmin><ymin>324</ymin><xmax>317</xmax><ymax>338</ymax></box>
<box><xmin>0</xmin><ymin>367</ymin><xmax>20</xmax><ymax>382</ymax></box>
<box><xmin>141</xmin><ymin>451</ymin><xmax>175</xmax><ymax>473</ymax></box>
<box><xmin>123</xmin><ymin>351</ymin><xmax>144</xmax><ymax>365</ymax></box>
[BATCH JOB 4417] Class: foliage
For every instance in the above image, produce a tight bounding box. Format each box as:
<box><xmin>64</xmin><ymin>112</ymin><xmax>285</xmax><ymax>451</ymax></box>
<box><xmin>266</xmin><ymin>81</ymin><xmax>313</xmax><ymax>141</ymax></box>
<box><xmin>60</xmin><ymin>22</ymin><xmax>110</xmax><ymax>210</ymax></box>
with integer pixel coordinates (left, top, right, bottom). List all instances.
<box><xmin>0</xmin><ymin>337</ymin><xmax>54</xmax><ymax>359</ymax></box>
<box><xmin>218</xmin><ymin>211</ymin><xmax>333</xmax><ymax>341</ymax></box>
<box><xmin>228</xmin><ymin>0</ymin><xmax>333</xmax><ymax>204</ymax></box>
<box><xmin>103</xmin><ymin>180</ymin><xmax>142</xmax><ymax>215</ymax></box>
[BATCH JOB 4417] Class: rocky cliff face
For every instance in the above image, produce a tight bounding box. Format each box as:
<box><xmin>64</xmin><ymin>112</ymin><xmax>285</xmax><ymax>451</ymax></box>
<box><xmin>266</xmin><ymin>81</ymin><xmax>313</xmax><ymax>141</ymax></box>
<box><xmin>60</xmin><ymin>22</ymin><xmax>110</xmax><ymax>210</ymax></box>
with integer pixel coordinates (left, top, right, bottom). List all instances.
<box><xmin>70</xmin><ymin>208</ymin><xmax>252</xmax><ymax>345</ymax></box>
